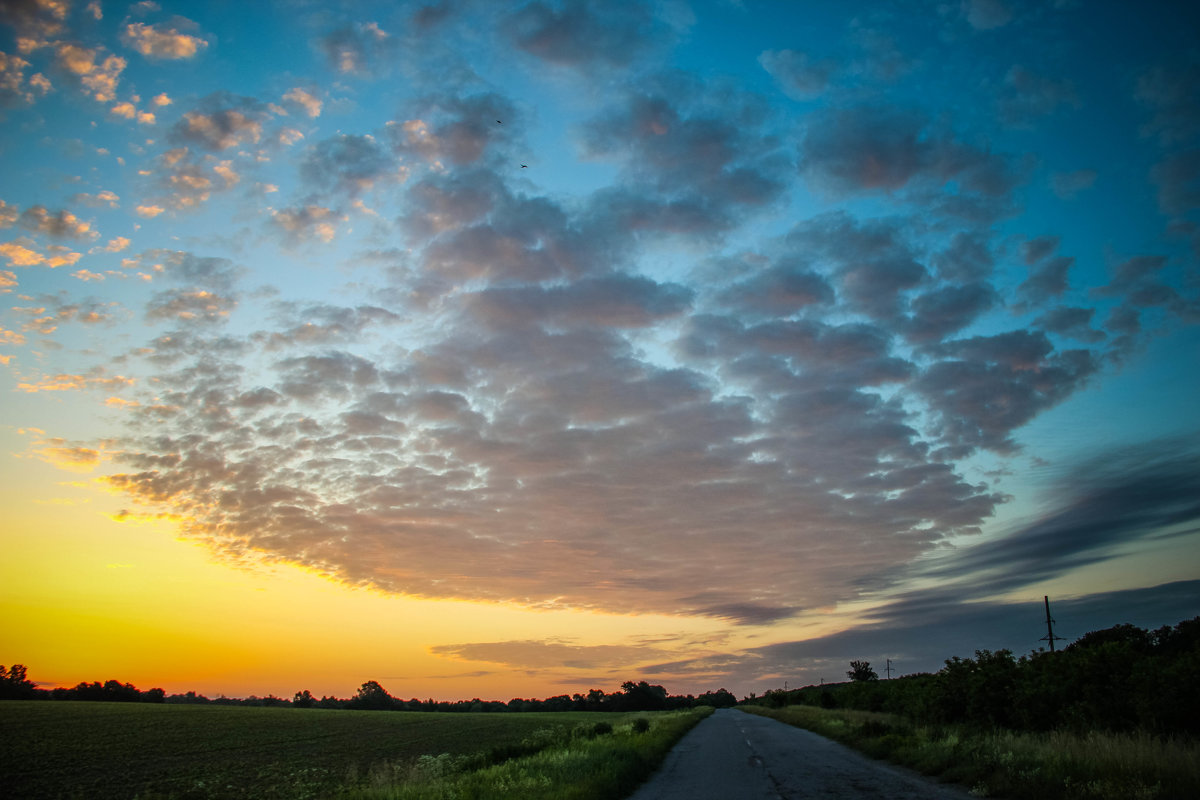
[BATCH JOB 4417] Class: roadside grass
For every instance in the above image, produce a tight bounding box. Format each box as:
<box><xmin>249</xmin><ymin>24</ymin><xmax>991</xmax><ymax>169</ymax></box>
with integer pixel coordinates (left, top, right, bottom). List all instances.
<box><xmin>0</xmin><ymin>701</ymin><xmax>705</xmax><ymax>799</ymax></box>
<box><xmin>742</xmin><ymin>705</ymin><xmax>1200</xmax><ymax>800</ymax></box>
<box><xmin>343</xmin><ymin>707</ymin><xmax>712</xmax><ymax>800</ymax></box>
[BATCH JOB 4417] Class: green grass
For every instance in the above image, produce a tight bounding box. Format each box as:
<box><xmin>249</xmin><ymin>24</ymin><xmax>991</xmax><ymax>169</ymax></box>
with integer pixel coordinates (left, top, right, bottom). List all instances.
<box><xmin>342</xmin><ymin>707</ymin><xmax>712</xmax><ymax>800</ymax></box>
<box><xmin>743</xmin><ymin>705</ymin><xmax>1200</xmax><ymax>800</ymax></box>
<box><xmin>0</xmin><ymin>701</ymin><xmax>704</xmax><ymax>799</ymax></box>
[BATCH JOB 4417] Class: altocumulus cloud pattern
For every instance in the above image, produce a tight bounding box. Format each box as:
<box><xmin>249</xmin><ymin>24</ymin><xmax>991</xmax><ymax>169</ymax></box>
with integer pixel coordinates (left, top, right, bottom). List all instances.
<box><xmin>2</xmin><ymin>0</ymin><xmax>1199</xmax><ymax>685</ymax></box>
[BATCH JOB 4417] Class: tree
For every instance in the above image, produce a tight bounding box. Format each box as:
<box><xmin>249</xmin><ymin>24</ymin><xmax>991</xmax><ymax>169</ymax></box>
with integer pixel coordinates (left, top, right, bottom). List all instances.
<box><xmin>348</xmin><ymin>680</ymin><xmax>395</xmax><ymax>710</ymax></box>
<box><xmin>847</xmin><ymin>660</ymin><xmax>878</xmax><ymax>681</ymax></box>
<box><xmin>0</xmin><ymin>664</ymin><xmax>36</xmax><ymax>699</ymax></box>
<box><xmin>292</xmin><ymin>689</ymin><xmax>316</xmax><ymax>708</ymax></box>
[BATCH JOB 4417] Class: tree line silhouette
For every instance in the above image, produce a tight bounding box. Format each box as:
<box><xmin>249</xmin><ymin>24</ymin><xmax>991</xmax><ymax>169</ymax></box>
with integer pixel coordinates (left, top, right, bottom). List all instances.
<box><xmin>7</xmin><ymin>617</ymin><xmax>1196</xmax><ymax>731</ymax></box>
<box><xmin>0</xmin><ymin>666</ymin><xmax>737</xmax><ymax>713</ymax></box>
<box><xmin>760</xmin><ymin>617</ymin><xmax>1200</xmax><ymax>736</ymax></box>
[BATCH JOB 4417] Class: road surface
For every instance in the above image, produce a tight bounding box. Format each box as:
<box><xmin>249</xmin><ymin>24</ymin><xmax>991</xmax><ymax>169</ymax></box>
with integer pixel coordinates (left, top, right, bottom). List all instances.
<box><xmin>625</xmin><ymin>708</ymin><xmax>975</xmax><ymax>800</ymax></box>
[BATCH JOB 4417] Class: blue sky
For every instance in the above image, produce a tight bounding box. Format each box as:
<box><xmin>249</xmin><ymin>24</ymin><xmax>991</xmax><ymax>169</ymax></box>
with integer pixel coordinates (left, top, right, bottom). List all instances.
<box><xmin>1</xmin><ymin>0</ymin><xmax>1198</xmax><ymax>698</ymax></box>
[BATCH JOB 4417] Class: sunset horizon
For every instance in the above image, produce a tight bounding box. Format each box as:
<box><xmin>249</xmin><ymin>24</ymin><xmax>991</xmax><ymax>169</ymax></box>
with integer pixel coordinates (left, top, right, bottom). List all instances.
<box><xmin>3</xmin><ymin>0</ymin><xmax>1198</xmax><ymax>706</ymax></box>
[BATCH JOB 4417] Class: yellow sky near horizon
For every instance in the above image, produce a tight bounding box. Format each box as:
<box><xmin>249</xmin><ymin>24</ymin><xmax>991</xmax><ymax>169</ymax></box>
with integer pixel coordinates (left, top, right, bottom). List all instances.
<box><xmin>0</xmin><ymin>444</ymin><xmax>752</xmax><ymax>700</ymax></box>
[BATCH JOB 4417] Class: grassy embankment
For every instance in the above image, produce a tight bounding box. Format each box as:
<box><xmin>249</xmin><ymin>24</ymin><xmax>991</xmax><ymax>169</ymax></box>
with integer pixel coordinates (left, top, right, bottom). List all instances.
<box><xmin>0</xmin><ymin>700</ymin><xmax>709</xmax><ymax>800</ymax></box>
<box><xmin>743</xmin><ymin>704</ymin><xmax>1200</xmax><ymax>800</ymax></box>
<box><xmin>342</xmin><ymin>707</ymin><xmax>710</xmax><ymax>799</ymax></box>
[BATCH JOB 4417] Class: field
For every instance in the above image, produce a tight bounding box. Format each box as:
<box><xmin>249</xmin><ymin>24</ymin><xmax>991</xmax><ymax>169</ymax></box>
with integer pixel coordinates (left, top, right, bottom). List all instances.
<box><xmin>0</xmin><ymin>701</ymin><xmax>707</xmax><ymax>799</ymax></box>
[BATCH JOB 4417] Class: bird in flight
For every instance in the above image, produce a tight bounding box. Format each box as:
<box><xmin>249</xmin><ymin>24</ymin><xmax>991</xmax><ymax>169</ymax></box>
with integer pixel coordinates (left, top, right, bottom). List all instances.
<box><xmin>520</xmin><ymin>164</ymin><xmax>528</xmax><ymax>168</ymax></box>
<box><xmin>496</xmin><ymin>120</ymin><xmax>502</xmax><ymax>124</ymax></box>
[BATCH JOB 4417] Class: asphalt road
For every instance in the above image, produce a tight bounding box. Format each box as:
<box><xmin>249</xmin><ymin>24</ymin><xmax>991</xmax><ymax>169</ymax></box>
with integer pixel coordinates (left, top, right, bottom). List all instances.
<box><xmin>625</xmin><ymin>708</ymin><xmax>976</xmax><ymax>800</ymax></box>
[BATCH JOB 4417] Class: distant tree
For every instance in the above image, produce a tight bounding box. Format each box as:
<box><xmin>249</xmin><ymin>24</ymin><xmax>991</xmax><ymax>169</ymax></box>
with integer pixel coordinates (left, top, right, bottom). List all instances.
<box><xmin>348</xmin><ymin>680</ymin><xmax>395</xmax><ymax>710</ymax></box>
<box><xmin>616</xmin><ymin>681</ymin><xmax>668</xmax><ymax>711</ymax></box>
<box><xmin>293</xmin><ymin>689</ymin><xmax>316</xmax><ymax>708</ymax></box>
<box><xmin>0</xmin><ymin>664</ymin><xmax>36</xmax><ymax>699</ymax></box>
<box><xmin>847</xmin><ymin>660</ymin><xmax>878</xmax><ymax>682</ymax></box>
<box><xmin>696</xmin><ymin>688</ymin><xmax>738</xmax><ymax>708</ymax></box>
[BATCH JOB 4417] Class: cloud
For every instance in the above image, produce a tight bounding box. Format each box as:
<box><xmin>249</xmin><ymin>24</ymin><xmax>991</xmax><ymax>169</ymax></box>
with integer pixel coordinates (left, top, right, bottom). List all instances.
<box><xmin>0</xmin><ymin>239</ymin><xmax>82</xmax><ymax>268</ymax></box>
<box><xmin>502</xmin><ymin>0</ymin><xmax>667</xmax><ymax>70</ymax></box>
<box><xmin>170</xmin><ymin>94</ymin><xmax>270</xmax><ymax>151</ymax></box>
<box><xmin>1050</xmin><ymin>169</ymin><xmax>1096</xmax><ymax>199</ymax></box>
<box><xmin>319</xmin><ymin>21</ymin><xmax>393</xmax><ymax>76</ymax></box>
<box><xmin>579</xmin><ymin>80</ymin><xmax>787</xmax><ymax>234</ymax></box>
<box><xmin>916</xmin><ymin>330</ymin><xmax>1098</xmax><ymax>454</ymax></box>
<box><xmin>997</xmin><ymin>65</ymin><xmax>1080</xmax><ymax>127</ymax></box>
<box><xmin>300</xmin><ymin>133</ymin><xmax>400</xmax><ymax>197</ymax></box>
<box><xmin>142</xmin><ymin>147</ymin><xmax>241</xmax><ymax>210</ymax></box>
<box><xmin>738</xmin><ymin>580</ymin><xmax>1200</xmax><ymax>685</ymax></box>
<box><xmin>70</xmin><ymin>190</ymin><xmax>120</xmax><ymax>208</ymax></box>
<box><xmin>1091</xmin><ymin>254</ymin><xmax>1198</xmax><ymax>323</ymax></box>
<box><xmin>1034</xmin><ymin>305</ymin><xmax>1104</xmax><ymax>343</ymax></box>
<box><xmin>1151</xmin><ymin>149</ymin><xmax>1200</xmax><ymax>217</ymax></box>
<box><xmin>963</xmin><ymin>0</ymin><xmax>1013</xmax><ymax>30</ymax></box>
<box><xmin>920</xmin><ymin>438</ymin><xmax>1200</xmax><ymax>596</ymax></box>
<box><xmin>1136</xmin><ymin>60</ymin><xmax>1200</xmax><ymax>147</ymax></box>
<box><xmin>0</xmin><ymin>50</ymin><xmax>52</xmax><ymax>106</ymax></box>
<box><xmin>0</xmin><ymin>0</ymin><xmax>69</xmax><ymax>40</ymax></box>
<box><xmin>800</xmin><ymin>106</ymin><xmax>1021</xmax><ymax>199</ymax></box>
<box><xmin>121</xmin><ymin>21</ymin><xmax>208</xmax><ymax>60</ymax></box>
<box><xmin>282</xmin><ymin>87</ymin><xmax>322</xmax><ymax>118</ymax></box>
<box><xmin>269</xmin><ymin>205</ymin><xmax>341</xmax><ymax>244</ymax></box>
<box><xmin>255</xmin><ymin>302</ymin><xmax>400</xmax><ymax>350</ymax></box>
<box><xmin>17</xmin><ymin>204</ymin><xmax>98</xmax><ymax>240</ymax></box>
<box><xmin>127</xmin><ymin>249</ymin><xmax>243</xmax><ymax>291</ymax></box>
<box><xmin>145</xmin><ymin>289</ymin><xmax>236</xmax><ymax>322</ymax></box>
<box><xmin>904</xmin><ymin>281</ymin><xmax>999</xmax><ymax>343</ymax></box>
<box><xmin>53</xmin><ymin>43</ymin><xmax>125</xmax><ymax>102</ymax></box>
<box><xmin>462</xmin><ymin>273</ymin><xmax>693</xmax><ymax>331</ymax></box>
<box><xmin>388</xmin><ymin>92</ymin><xmax>516</xmax><ymax>168</ymax></box>
<box><xmin>431</xmin><ymin>639</ymin><xmax>671</xmax><ymax>671</ymax></box>
<box><xmin>758</xmin><ymin>49</ymin><xmax>835</xmax><ymax>100</ymax></box>
<box><xmin>1014</xmin><ymin>235</ymin><xmax>1074</xmax><ymax>307</ymax></box>
<box><xmin>17</xmin><ymin>369</ymin><xmax>133</xmax><ymax>393</ymax></box>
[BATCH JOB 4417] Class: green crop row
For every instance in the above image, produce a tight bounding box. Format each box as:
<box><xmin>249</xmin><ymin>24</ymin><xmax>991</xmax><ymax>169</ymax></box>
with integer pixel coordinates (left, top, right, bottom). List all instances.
<box><xmin>342</xmin><ymin>708</ymin><xmax>711</xmax><ymax>800</ymax></box>
<box><xmin>0</xmin><ymin>701</ymin><xmax>705</xmax><ymax>799</ymax></box>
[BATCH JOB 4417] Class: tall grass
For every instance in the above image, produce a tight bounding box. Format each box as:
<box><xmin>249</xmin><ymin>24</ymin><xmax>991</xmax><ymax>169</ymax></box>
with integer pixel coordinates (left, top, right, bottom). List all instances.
<box><xmin>743</xmin><ymin>705</ymin><xmax>1200</xmax><ymax>800</ymax></box>
<box><xmin>343</xmin><ymin>708</ymin><xmax>712</xmax><ymax>800</ymax></box>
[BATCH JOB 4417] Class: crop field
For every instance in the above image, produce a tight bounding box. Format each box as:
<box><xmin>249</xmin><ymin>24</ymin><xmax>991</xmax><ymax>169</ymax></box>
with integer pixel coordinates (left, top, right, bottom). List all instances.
<box><xmin>0</xmin><ymin>701</ymin><xmax>688</xmax><ymax>799</ymax></box>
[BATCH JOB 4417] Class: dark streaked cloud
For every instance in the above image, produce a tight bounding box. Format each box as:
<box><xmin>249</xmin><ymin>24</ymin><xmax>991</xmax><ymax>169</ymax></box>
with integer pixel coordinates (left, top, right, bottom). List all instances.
<box><xmin>735</xmin><ymin>580</ymin><xmax>1200</xmax><ymax>686</ymax></box>
<box><xmin>919</xmin><ymin>437</ymin><xmax>1200</xmax><ymax>596</ymax></box>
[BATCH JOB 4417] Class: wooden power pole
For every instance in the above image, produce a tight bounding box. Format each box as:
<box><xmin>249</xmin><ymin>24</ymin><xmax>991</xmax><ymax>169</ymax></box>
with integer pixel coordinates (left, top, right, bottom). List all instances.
<box><xmin>1041</xmin><ymin>595</ymin><xmax>1065</xmax><ymax>652</ymax></box>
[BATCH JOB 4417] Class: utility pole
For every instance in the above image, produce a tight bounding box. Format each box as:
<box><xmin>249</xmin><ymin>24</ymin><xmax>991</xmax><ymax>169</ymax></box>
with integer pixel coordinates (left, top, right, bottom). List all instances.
<box><xmin>1041</xmin><ymin>595</ymin><xmax>1065</xmax><ymax>652</ymax></box>
<box><xmin>884</xmin><ymin>658</ymin><xmax>893</xmax><ymax>679</ymax></box>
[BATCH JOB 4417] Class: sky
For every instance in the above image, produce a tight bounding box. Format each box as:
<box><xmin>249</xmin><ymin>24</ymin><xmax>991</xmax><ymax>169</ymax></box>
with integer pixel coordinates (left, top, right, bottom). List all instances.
<box><xmin>1</xmin><ymin>0</ymin><xmax>1198</xmax><ymax>702</ymax></box>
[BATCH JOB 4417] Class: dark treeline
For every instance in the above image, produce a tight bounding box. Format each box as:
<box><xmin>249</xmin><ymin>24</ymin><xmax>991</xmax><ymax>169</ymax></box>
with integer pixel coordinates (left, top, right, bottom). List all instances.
<box><xmin>759</xmin><ymin>617</ymin><xmax>1200</xmax><ymax>736</ymax></box>
<box><xmin>0</xmin><ymin>666</ymin><xmax>737</xmax><ymax>713</ymax></box>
